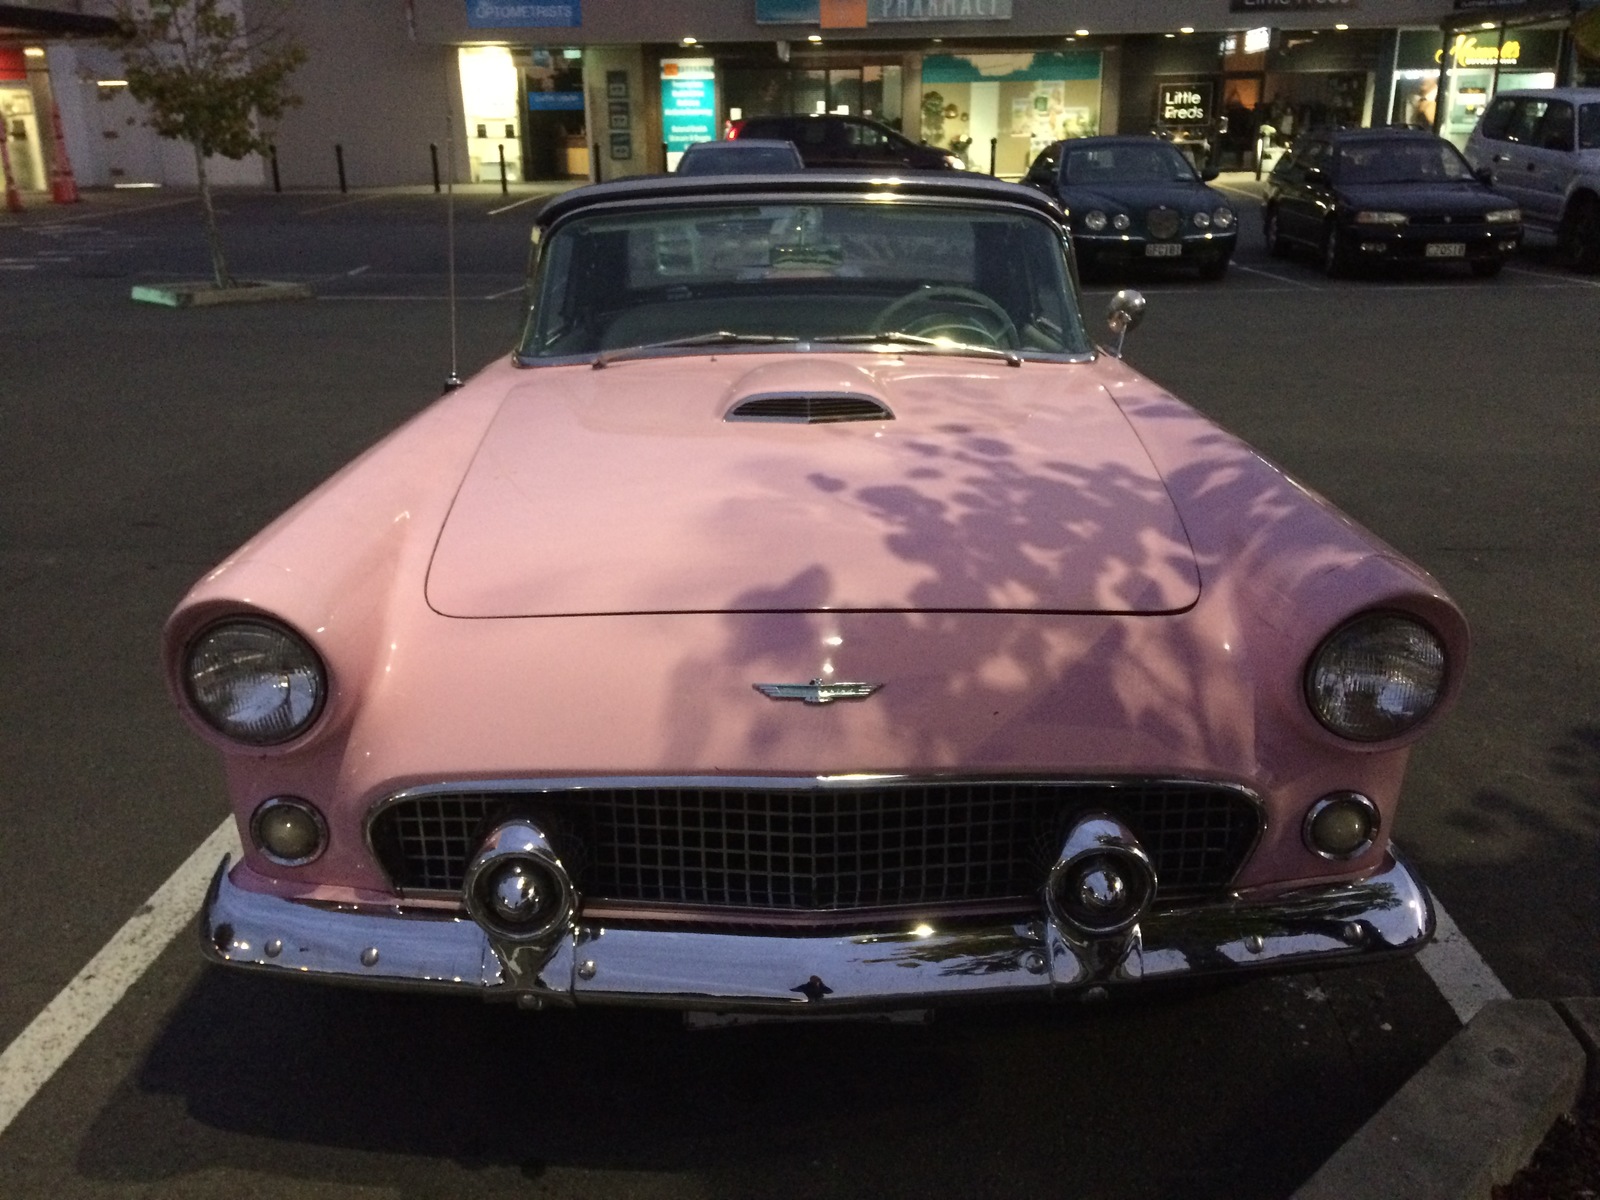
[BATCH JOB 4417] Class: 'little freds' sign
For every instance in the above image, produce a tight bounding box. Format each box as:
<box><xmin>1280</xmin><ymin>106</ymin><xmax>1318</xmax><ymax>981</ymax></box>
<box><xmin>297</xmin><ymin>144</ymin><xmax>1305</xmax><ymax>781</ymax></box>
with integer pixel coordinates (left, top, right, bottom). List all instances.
<box><xmin>1158</xmin><ymin>83</ymin><xmax>1213</xmax><ymax>126</ymax></box>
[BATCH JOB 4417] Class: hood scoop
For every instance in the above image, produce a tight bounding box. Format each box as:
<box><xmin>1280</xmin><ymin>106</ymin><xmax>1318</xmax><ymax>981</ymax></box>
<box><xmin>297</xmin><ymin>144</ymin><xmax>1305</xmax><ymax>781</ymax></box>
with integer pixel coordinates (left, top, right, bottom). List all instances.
<box><xmin>726</xmin><ymin>392</ymin><xmax>894</xmax><ymax>424</ymax></box>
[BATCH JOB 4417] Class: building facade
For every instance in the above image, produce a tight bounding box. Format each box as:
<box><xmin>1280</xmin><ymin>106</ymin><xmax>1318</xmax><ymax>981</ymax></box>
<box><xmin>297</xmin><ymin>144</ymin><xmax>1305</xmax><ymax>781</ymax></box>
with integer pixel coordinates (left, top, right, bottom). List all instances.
<box><xmin>4</xmin><ymin>0</ymin><xmax>1597</xmax><ymax>195</ymax></box>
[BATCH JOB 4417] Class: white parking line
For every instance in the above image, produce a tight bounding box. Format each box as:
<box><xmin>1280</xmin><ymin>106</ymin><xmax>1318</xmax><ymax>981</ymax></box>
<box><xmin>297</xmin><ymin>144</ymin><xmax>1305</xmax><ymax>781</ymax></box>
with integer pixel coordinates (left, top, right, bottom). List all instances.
<box><xmin>488</xmin><ymin>194</ymin><xmax>545</xmax><ymax>216</ymax></box>
<box><xmin>1506</xmin><ymin>264</ymin><xmax>1600</xmax><ymax>288</ymax></box>
<box><xmin>0</xmin><ymin>817</ymin><xmax>241</xmax><ymax>1140</ymax></box>
<box><xmin>1418</xmin><ymin>893</ymin><xmax>1512</xmax><ymax>1024</ymax></box>
<box><xmin>1229</xmin><ymin>261</ymin><xmax>1320</xmax><ymax>288</ymax></box>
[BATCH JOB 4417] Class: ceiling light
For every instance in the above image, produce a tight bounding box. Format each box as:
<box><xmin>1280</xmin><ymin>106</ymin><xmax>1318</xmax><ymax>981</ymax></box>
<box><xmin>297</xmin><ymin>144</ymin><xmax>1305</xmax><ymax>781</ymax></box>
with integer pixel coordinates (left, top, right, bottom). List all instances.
<box><xmin>1335</xmin><ymin>23</ymin><xmax>1349</xmax><ymax>30</ymax></box>
<box><xmin>680</xmin><ymin>36</ymin><xmax>697</xmax><ymax>45</ymax></box>
<box><xmin>1180</xmin><ymin>26</ymin><xmax>1194</xmax><ymax>34</ymax></box>
<box><xmin>24</xmin><ymin>46</ymin><xmax>45</xmax><ymax>58</ymax></box>
<box><xmin>1075</xmin><ymin>28</ymin><xmax>1089</xmax><ymax>36</ymax></box>
<box><xmin>808</xmin><ymin>34</ymin><xmax>822</xmax><ymax>42</ymax></box>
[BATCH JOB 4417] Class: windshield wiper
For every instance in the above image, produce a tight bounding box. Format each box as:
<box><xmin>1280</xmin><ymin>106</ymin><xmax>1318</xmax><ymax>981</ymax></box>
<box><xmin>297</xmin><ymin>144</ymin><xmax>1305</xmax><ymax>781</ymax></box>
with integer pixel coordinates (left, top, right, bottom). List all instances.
<box><xmin>593</xmin><ymin>331</ymin><xmax>800</xmax><ymax>368</ymax></box>
<box><xmin>823</xmin><ymin>331</ymin><xmax>1023</xmax><ymax>367</ymax></box>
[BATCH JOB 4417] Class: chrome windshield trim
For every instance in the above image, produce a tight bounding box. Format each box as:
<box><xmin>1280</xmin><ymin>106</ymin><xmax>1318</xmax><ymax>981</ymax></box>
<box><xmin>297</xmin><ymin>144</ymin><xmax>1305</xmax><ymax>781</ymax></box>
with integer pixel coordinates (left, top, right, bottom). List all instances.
<box><xmin>512</xmin><ymin>343</ymin><xmax>1097</xmax><ymax>370</ymax></box>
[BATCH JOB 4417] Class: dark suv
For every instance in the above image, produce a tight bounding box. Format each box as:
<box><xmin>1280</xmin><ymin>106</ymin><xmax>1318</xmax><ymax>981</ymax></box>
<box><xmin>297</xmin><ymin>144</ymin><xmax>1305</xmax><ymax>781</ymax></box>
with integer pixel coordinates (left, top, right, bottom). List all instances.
<box><xmin>728</xmin><ymin>114</ymin><xmax>962</xmax><ymax>171</ymax></box>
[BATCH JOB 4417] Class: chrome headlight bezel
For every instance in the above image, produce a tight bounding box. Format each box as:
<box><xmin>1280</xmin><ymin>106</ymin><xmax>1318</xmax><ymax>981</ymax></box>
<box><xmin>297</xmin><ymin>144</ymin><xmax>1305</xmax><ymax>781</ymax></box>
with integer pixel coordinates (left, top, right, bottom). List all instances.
<box><xmin>1304</xmin><ymin>611</ymin><xmax>1447</xmax><ymax>743</ymax></box>
<box><xmin>1083</xmin><ymin>209</ymin><xmax>1109</xmax><ymax>232</ymax></box>
<box><xmin>1192</xmin><ymin>210</ymin><xmax>1212</xmax><ymax>229</ymax></box>
<box><xmin>1485</xmin><ymin>207</ymin><xmax>1521</xmax><ymax>224</ymax></box>
<box><xmin>1212</xmin><ymin>206</ymin><xmax>1235</xmax><ymax>229</ymax></box>
<box><xmin>1112</xmin><ymin>212</ymin><xmax>1130</xmax><ymax>231</ymax></box>
<box><xmin>183</xmin><ymin>617</ymin><xmax>328</xmax><ymax>746</ymax></box>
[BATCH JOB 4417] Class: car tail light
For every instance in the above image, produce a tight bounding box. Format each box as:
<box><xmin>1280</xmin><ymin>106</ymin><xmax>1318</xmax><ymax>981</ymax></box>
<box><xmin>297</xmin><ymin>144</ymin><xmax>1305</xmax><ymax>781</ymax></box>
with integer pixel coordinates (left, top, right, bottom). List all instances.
<box><xmin>726</xmin><ymin>120</ymin><xmax>747</xmax><ymax>139</ymax></box>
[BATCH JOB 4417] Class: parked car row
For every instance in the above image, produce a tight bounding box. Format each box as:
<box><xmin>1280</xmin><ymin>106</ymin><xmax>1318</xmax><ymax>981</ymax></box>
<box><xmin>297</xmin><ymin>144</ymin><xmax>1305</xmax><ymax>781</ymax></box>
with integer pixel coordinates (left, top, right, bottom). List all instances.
<box><xmin>678</xmin><ymin>89</ymin><xmax>1600</xmax><ymax>283</ymax></box>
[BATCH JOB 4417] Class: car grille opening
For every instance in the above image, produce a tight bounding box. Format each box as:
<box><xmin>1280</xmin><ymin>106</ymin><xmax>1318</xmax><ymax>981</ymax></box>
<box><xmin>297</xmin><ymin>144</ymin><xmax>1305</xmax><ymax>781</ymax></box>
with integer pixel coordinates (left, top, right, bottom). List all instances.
<box><xmin>1146</xmin><ymin>208</ymin><xmax>1182</xmax><ymax>240</ymax></box>
<box><xmin>369</xmin><ymin>780</ymin><xmax>1259</xmax><ymax>916</ymax></box>
<box><xmin>725</xmin><ymin>392</ymin><xmax>893</xmax><ymax>424</ymax></box>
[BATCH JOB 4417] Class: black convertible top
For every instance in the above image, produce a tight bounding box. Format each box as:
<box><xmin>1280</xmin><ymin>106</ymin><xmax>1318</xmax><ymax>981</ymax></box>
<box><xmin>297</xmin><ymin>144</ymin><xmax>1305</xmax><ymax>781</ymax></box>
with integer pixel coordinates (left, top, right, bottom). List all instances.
<box><xmin>535</xmin><ymin>169</ymin><xmax>1065</xmax><ymax>229</ymax></box>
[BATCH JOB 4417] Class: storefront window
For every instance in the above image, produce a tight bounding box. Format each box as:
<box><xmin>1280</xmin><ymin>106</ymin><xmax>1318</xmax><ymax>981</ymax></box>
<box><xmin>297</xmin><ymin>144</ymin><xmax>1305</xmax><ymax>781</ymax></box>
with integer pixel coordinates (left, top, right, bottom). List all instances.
<box><xmin>919</xmin><ymin>52</ymin><xmax>1101</xmax><ymax>178</ymax></box>
<box><xmin>723</xmin><ymin>62</ymin><xmax>902</xmax><ymax>128</ymax></box>
<box><xmin>459</xmin><ymin>46</ymin><xmax>523</xmax><ymax>183</ymax></box>
<box><xmin>1389</xmin><ymin>28</ymin><xmax>1561</xmax><ymax>149</ymax></box>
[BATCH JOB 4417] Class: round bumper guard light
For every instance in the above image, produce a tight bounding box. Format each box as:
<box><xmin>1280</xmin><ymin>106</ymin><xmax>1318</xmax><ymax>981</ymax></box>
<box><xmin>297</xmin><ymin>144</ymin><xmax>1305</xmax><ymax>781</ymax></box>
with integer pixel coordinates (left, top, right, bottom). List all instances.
<box><xmin>184</xmin><ymin>619</ymin><xmax>326</xmax><ymax>745</ymax></box>
<box><xmin>1306</xmin><ymin>612</ymin><xmax>1445</xmax><ymax>741</ymax></box>
<box><xmin>251</xmin><ymin>797</ymin><xmax>327</xmax><ymax>866</ymax></box>
<box><xmin>463</xmin><ymin>821</ymin><xmax>578</xmax><ymax>944</ymax></box>
<box><xmin>1304</xmin><ymin>792</ymin><xmax>1379</xmax><ymax>860</ymax></box>
<box><xmin>1046</xmin><ymin>813</ymin><xmax>1156</xmax><ymax>936</ymax></box>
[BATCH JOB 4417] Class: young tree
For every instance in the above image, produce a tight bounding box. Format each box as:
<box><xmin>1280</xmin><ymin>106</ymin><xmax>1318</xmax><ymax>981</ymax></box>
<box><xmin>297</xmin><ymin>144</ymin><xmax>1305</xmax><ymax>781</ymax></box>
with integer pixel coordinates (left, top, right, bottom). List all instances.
<box><xmin>117</xmin><ymin>0</ymin><xmax>306</xmax><ymax>288</ymax></box>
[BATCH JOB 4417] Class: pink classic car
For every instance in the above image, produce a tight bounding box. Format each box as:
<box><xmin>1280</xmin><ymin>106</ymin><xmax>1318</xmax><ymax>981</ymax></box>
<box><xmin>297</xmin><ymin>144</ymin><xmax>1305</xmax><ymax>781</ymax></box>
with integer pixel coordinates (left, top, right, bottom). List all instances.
<box><xmin>170</xmin><ymin>172</ymin><xmax>1466</xmax><ymax>1015</ymax></box>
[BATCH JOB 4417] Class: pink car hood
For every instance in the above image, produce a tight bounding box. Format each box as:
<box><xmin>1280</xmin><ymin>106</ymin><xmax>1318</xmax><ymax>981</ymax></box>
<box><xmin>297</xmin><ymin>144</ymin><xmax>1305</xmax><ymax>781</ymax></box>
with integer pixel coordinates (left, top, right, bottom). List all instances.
<box><xmin>426</xmin><ymin>355</ymin><xmax>1201</xmax><ymax>618</ymax></box>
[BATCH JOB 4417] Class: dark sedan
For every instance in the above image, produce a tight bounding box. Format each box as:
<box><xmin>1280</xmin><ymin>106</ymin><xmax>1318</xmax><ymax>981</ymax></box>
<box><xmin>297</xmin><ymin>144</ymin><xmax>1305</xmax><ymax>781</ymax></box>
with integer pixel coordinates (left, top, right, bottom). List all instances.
<box><xmin>1024</xmin><ymin>136</ymin><xmax>1238</xmax><ymax>280</ymax></box>
<box><xmin>1263</xmin><ymin>128</ymin><xmax>1523</xmax><ymax>277</ymax></box>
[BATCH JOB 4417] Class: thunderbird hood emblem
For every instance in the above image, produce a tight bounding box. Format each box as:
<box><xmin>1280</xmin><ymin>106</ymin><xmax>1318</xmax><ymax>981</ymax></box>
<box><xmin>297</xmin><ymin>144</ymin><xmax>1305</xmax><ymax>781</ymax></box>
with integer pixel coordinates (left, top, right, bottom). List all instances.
<box><xmin>754</xmin><ymin>679</ymin><xmax>884</xmax><ymax>705</ymax></box>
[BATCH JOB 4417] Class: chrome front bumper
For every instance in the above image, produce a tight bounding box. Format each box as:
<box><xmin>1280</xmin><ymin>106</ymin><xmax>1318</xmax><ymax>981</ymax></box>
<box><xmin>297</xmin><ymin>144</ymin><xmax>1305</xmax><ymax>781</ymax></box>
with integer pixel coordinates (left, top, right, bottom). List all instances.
<box><xmin>200</xmin><ymin>854</ymin><xmax>1434</xmax><ymax>1012</ymax></box>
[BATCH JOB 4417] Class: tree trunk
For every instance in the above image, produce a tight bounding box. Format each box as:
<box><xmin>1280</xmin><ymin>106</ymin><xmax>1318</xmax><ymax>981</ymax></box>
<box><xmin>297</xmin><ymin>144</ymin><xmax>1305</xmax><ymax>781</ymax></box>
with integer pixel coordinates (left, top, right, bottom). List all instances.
<box><xmin>193</xmin><ymin>142</ymin><xmax>233</xmax><ymax>289</ymax></box>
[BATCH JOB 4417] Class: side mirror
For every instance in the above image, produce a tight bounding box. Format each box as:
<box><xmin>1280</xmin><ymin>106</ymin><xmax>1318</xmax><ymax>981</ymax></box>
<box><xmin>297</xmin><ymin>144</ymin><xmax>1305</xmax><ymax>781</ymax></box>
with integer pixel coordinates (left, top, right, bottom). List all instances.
<box><xmin>1104</xmin><ymin>289</ymin><xmax>1147</xmax><ymax>359</ymax></box>
<box><xmin>1474</xmin><ymin>165</ymin><xmax>1495</xmax><ymax>185</ymax></box>
<box><xmin>1305</xmin><ymin>165</ymin><xmax>1328</xmax><ymax>186</ymax></box>
<box><xmin>1200</xmin><ymin>165</ymin><xmax>1220</xmax><ymax>182</ymax></box>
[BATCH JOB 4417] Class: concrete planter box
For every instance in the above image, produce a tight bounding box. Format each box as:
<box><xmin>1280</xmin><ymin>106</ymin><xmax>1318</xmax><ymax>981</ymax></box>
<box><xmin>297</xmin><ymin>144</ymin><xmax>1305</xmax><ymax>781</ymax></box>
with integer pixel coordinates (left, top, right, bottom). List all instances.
<box><xmin>131</xmin><ymin>281</ymin><xmax>314</xmax><ymax>307</ymax></box>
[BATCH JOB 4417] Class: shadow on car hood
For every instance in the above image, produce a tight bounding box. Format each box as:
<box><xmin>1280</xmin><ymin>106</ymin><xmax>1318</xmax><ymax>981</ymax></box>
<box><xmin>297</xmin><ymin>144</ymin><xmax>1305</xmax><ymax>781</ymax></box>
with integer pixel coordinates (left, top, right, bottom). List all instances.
<box><xmin>425</xmin><ymin>354</ymin><xmax>1201</xmax><ymax>617</ymax></box>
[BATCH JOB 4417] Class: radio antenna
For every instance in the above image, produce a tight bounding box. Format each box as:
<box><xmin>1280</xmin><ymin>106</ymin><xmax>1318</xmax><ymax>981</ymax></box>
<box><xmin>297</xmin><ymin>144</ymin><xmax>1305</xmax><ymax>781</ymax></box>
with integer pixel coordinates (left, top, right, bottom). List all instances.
<box><xmin>443</xmin><ymin>90</ymin><xmax>463</xmax><ymax>393</ymax></box>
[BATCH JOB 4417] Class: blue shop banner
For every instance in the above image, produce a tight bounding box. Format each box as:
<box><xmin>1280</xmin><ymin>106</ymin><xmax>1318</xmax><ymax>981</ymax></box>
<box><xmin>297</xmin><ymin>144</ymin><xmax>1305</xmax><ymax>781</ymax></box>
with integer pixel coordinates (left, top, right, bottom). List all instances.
<box><xmin>756</xmin><ymin>0</ymin><xmax>820</xmax><ymax>21</ymax></box>
<box><xmin>528</xmin><ymin>91</ymin><xmax>585</xmax><ymax>110</ymax></box>
<box><xmin>923</xmin><ymin>51</ymin><xmax>1100</xmax><ymax>84</ymax></box>
<box><xmin>467</xmin><ymin>1</ymin><xmax>581</xmax><ymax>28</ymax></box>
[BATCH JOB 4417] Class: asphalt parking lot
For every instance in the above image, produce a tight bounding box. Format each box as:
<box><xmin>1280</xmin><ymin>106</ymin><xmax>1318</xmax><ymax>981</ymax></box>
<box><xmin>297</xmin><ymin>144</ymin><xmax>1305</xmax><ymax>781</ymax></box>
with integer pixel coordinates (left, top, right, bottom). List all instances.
<box><xmin>1</xmin><ymin>179</ymin><xmax>1597</xmax><ymax>1199</ymax></box>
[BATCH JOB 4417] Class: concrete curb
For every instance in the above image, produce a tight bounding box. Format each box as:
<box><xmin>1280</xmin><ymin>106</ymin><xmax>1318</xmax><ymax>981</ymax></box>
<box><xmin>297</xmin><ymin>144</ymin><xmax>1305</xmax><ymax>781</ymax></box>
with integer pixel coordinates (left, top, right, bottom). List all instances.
<box><xmin>130</xmin><ymin>280</ymin><xmax>314</xmax><ymax>307</ymax></box>
<box><xmin>1292</xmin><ymin>998</ymin><xmax>1592</xmax><ymax>1200</ymax></box>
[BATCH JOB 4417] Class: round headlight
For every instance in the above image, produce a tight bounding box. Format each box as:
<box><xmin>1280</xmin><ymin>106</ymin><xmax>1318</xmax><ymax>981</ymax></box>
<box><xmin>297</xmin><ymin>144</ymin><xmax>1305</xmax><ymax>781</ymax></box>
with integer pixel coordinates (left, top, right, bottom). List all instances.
<box><xmin>1083</xmin><ymin>210</ymin><xmax>1108</xmax><ymax>232</ymax></box>
<box><xmin>1306</xmin><ymin>613</ymin><xmax>1445</xmax><ymax>741</ymax></box>
<box><xmin>1112</xmin><ymin>212</ymin><xmax>1131</xmax><ymax>231</ymax></box>
<box><xmin>1213</xmin><ymin>206</ymin><xmax>1235</xmax><ymax>229</ymax></box>
<box><xmin>185</xmin><ymin>619</ymin><xmax>326</xmax><ymax>745</ymax></box>
<box><xmin>1193</xmin><ymin>210</ymin><xmax>1212</xmax><ymax>229</ymax></box>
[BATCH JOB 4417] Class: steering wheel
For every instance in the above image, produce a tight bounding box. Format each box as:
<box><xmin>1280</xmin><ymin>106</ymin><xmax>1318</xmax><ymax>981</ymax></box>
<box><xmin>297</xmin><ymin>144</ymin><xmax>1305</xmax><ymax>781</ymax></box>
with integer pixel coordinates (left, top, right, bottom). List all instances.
<box><xmin>871</xmin><ymin>285</ymin><xmax>1020</xmax><ymax>349</ymax></box>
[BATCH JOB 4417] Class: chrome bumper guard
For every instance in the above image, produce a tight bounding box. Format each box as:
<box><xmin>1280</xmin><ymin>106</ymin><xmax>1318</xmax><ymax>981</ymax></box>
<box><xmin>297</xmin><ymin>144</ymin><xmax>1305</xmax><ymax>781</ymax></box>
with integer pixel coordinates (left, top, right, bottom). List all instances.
<box><xmin>200</xmin><ymin>854</ymin><xmax>1434</xmax><ymax>1011</ymax></box>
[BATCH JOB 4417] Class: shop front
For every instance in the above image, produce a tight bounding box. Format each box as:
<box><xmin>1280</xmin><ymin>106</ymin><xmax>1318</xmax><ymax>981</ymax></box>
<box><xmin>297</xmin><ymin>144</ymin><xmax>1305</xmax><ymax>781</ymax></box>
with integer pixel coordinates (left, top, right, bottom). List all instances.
<box><xmin>918</xmin><ymin>51</ymin><xmax>1102</xmax><ymax>176</ymax></box>
<box><xmin>1388</xmin><ymin>26</ymin><xmax>1562</xmax><ymax>148</ymax></box>
<box><xmin>1</xmin><ymin>47</ymin><xmax>47</xmax><ymax>193</ymax></box>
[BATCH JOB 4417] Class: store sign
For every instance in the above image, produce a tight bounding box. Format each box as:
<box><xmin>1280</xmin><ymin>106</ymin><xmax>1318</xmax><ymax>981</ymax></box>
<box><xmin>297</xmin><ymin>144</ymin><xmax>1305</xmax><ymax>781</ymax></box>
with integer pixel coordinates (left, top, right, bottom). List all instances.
<box><xmin>1396</xmin><ymin>27</ymin><xmax>1560</xmax><ymax>70</ymax></box>
<box><xmin>870</xmin><ymin>0</ymin><xmax>1012</xmax><ymax>19</ymax></box>
<box><xmin>661</xmin><ymin>58</ymin><xmax>717</xmax><ymax>154</ymax></box>
<box><xmin>756</xmin><ymin>0</ymin><xmax>1011</xmax><ymax>20</ymax></box>
<box><xmin>528</xmin><ymin>91</ymin><xmax>584</xmax><ymax>110</ymax></box>
<box><xmin>1229</xmin><ymin>0</ymin><xmax>1356</xmax><ymax>11</ymax></box>
<box><xmin>466</xmin><ymin>1</ymin><xmax>581</xmax><ymax>28</ymax></box>
<box><xmin>1158</xmin><ymin>82</ymin><xmax>1213</xmax><ymax>126</ymax></box>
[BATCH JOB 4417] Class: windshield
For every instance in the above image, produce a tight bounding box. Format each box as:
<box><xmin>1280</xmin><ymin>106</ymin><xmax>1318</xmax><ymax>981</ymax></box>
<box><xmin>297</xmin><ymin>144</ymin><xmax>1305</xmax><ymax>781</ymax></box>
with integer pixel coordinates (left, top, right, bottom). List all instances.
<box><xmin>1336</xmin><ymin>140</ymin><xmax>1476</xmax><ymax>184</ymax></box>
<box><xmin>1061</xmin><ymin>144</ymin><xmax>1198</xmax><ymax>185</ymax></box>
<box><xmin>521</xmin><ymin>200</ymin><xmax>1090</xmax><ymax>361</ymax></box>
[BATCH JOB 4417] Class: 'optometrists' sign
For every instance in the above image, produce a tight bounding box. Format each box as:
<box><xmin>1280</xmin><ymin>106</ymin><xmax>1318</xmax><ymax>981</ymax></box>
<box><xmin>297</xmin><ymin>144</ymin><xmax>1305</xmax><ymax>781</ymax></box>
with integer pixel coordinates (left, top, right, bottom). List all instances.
<box><xmin>466</xmin><ymin>1</ymin><xmax>581</xmax><ymax>28</ymax></box>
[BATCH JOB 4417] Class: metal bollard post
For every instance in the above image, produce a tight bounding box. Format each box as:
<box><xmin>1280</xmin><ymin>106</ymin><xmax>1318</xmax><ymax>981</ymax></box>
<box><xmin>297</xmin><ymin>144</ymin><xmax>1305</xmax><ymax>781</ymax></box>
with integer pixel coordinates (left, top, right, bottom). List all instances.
<box><xmin>592</xmin><ymin>140</ymin><xmax>601</xmax><ymax>183</ymax></box>
<box><xmin>989</xmin><ymin>137</ymin><xmax>998</xmax><ymax>176</ymax></box>
<box><xmin>498</xmin><ymin>142</ymin><xmax>508</xmax><ymax>194</ymax></box>
<box><xmin>430</xmin><ymin>142</ymin><xmax>440</xmax><ymax>193</ymax></box>
<box><xmin>269</xmin><ymin>144</ymin><xmax>281</xmax><ymax>193</ymax></box>
<box><xmin>335</xmin><ymin>143</ymin><xmax>347</xmax><ymax>193</ymax></box>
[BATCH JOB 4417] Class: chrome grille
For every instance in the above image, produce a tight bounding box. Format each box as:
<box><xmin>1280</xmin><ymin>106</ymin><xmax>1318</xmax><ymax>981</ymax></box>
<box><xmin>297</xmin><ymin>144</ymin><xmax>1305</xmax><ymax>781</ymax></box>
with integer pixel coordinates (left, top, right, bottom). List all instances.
<box><xmin>726</xmin><ymin>392</ymin><xmax>893</xmax><ymax>423</ymax></box>
<box><xmin>1146</xmin><ymin>207</ymin><xmax>1182</xmax><ymax>239</ymax></box>
<box><xmin>370</xmin><ymin>780</ymin><xmax>1259</xmax><ymax>911</ymax></box>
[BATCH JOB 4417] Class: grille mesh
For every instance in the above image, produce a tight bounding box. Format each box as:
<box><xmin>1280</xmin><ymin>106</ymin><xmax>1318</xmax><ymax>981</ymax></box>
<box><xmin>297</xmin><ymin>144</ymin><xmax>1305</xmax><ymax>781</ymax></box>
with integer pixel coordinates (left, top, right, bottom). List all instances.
<box><xmin>726</xmin><ymin>393</ymin><xmax>893</xmax><ymax>424</ymax></box>
<box><xmin>370</xmin><ymin>781</ymin><xmax>1258</xmax><ymax>912</ymax></box>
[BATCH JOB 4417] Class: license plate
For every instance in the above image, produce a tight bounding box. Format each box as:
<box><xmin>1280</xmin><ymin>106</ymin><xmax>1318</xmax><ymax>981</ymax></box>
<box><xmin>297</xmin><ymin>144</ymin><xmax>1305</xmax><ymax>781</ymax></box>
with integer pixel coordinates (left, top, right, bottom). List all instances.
<box><xmin>1425</xmin><ymin>242</ymin><xmax>1466</xmax><ymax>258</ymax></box>
<box><xmin>1145</xmin><ymin>243</ymin><xmax>1182</xmax><ymax>258</ymax></box>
